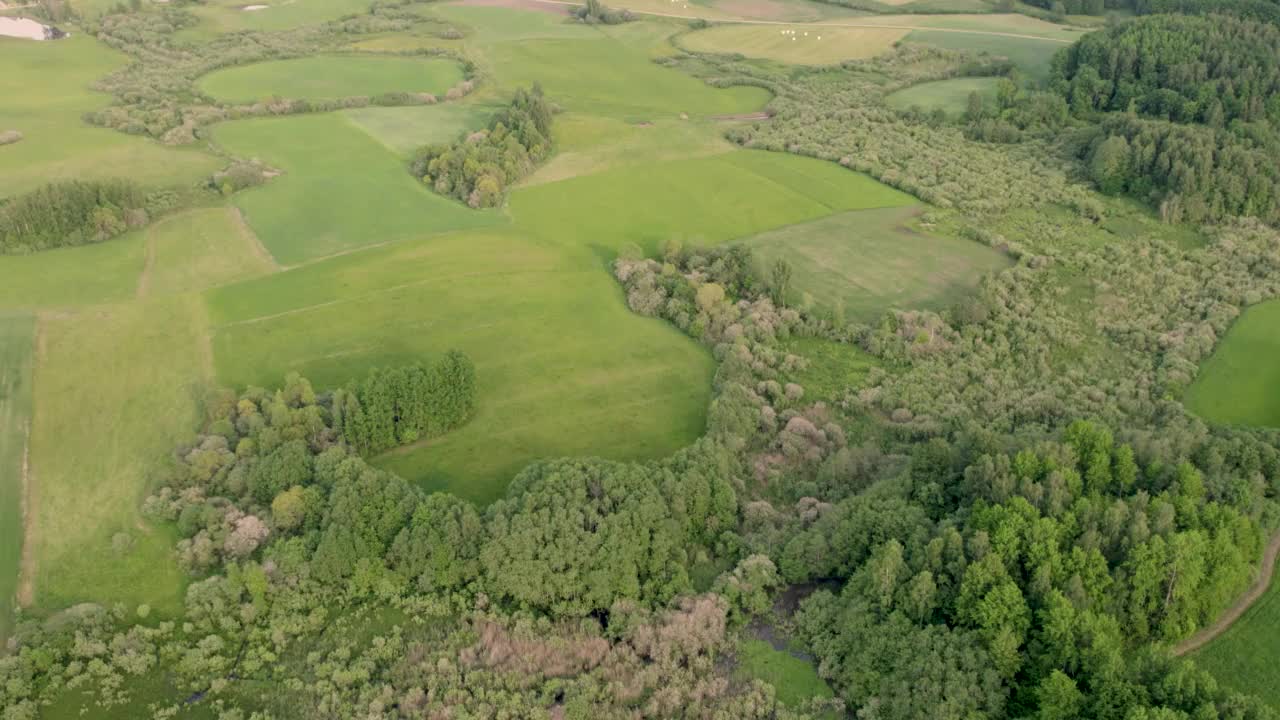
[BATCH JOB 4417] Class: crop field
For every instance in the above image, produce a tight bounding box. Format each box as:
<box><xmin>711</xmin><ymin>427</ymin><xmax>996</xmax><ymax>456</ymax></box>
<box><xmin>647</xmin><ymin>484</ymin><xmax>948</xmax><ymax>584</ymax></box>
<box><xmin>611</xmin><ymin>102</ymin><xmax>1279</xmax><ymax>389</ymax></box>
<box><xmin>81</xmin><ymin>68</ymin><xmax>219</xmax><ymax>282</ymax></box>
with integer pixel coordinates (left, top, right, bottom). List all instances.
<box><xmin>198</xmin><ymin>55</ymin><xmax>464</xmax><ymax>103</ymax></box>
<box><xmin>1184</xmin><ymin>299</ymin><xmax>1280</xmax><ymax>428</ymax></box>
<box><xmin>213</xmin><ymin>113</ymin><xmax>503</xmax><ymax>265</ymax></box>
<box><xmin>741</xmin><ymin>205</ymin><xmax>1010</xmax><ymax>320</ymax></box>
<box><xmin>1193</xmin><ymin>564</ymin><xmax>1280</xmax><ymax>709</ymax></box>
<box><xmin>512</xmin><ymin>150</ymin><xmax>917</xmax><ymax>255</ymax></box>
<box><xmin>885</xmin><ymin>76</ymin><xmax>1001</xmax><ymax>116</ymax></box>
<box><xmin>0</xmin><ymin>314</ymin><xmax>34</xmax><ymax>643</ymax></box>
<box><xmin>0</xmin><ymin>35</ymin><xmax>220</xmax><ymax>197</ymax></box>
<box><xmin>678</xmin><ymin>24</ymin><xmax>909</xmax><ymax>64</ymax></box>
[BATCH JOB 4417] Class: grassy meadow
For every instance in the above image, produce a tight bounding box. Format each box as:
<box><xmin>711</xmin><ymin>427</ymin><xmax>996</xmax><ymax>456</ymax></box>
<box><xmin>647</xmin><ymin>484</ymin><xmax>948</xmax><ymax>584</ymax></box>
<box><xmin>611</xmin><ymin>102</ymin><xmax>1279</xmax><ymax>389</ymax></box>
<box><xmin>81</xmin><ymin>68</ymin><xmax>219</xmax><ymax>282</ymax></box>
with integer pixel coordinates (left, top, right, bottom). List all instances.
<box><xmin>736</xmin><ymin>639</ymin><xmax>836</xmax><ymax>711</ymax></box>
<box><xmin>343</xmin><ymin>102</ymin><xmax>495</xmax><ymax>156</ymax></box>
<box><xmin>741</xmin><ymin>206</ymin><xmax>1009</xmax><ymax>320</ymax></box>
<box><xmin>0</xmin><ymin>234</ymin><xmax>146</xmax><ymax>309</ymax></box>
<box><xmin>1184</xmin><ymin>299</ymin><xmax>1280</xmax><ymax>428</ymax></box>
<box><xmin>885</xmin><ymin>76</ymin><xmax>1001</xmax><ymax>116</ymax></box>
<box><xmin>903</xmin><ymin>30</ymin><xmax>1064</xmax><ymax>81</ymax></box>
<box><xmin>0</xmin><ymin>35</ymin><xmax>220</xmax><ymax>197</ymax></box>
<box><xmin>198</xmin><ymin>55</ymin><xmax>464</xmax><ymax>103</ymax></box>
<box><xmin>213</xmin><ymin>113</ymin><xmax>502</xmax><ymax>265</ymax></box>
<box><xmin>0</xmin><ymin>314</ymin><xmax>35</xmax><ymax>642</ymax></box>
<box><xmin>1192</xmin><ymin>563</ymin><xmax>1280</xmax><ymax>709</ymax></box>
<box><xmin>678</xmin><ymin>24</ymin><xmax>908</xmax><ymax>64</ymax></box>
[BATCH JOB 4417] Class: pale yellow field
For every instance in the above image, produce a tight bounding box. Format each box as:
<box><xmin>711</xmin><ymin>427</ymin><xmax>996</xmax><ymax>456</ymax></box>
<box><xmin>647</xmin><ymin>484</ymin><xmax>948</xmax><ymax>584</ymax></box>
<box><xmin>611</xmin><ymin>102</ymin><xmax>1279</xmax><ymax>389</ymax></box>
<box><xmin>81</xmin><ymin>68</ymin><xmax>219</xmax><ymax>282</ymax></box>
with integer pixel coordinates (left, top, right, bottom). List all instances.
<box><xmin>680</xmin><ymin>23</ymin><xmax>908</xmax><ymax>64</ymax></box>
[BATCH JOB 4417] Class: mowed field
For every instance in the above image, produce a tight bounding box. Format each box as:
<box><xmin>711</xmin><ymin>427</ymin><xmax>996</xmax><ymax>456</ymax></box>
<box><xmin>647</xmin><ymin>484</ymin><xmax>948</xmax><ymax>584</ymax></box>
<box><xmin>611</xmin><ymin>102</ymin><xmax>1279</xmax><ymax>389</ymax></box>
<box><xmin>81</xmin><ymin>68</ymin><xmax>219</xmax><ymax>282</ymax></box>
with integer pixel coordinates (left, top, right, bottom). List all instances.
<box><xmin>213</xmin><ymin>113</ymin><xmax>503</xmax><ymax>265</ymax></box>
<box><xmin>1193</xmin><ymin>562</ymin><xmax>1280</xmax><ymax>709</ymax></box>
<box><xmin>678</xmin><ymin>24</ymin><xmax>908</xmax><ymax>64</ymax></box>
<box><xmin>198</xmin><ymin>55</ymin><xmax>464</xmax><ymax>103</ymax></box>
<box><xmin>0</xmin><ymin>35</ymin><xmax>220</xmax><ymax>197</ymax></box>
<box><xmin>0</xmin><ymin>314</ymin><xmax>35</xmax><ymax>643</ymax></box>
<box><xmin>741</xmin><ymin>206</ymin><xmax>1010</xmax><ymax>320</ymax></box>
<box><xmin>885</xmin><ymin>76</ymin><xmax>1001</xmax><ymax>116</ymax></box>
<box><xmin>1184</xmin><ymin>299</ymin><xmax>1280</xmax><ymax>428</ymax></box>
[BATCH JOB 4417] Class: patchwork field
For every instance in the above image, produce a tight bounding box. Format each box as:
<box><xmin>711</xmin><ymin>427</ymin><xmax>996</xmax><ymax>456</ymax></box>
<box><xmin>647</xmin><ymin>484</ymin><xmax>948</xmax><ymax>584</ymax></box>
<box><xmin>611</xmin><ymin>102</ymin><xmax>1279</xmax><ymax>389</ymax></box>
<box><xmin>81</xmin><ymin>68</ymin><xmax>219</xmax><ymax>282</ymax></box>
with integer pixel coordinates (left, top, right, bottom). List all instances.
<box><xmin>885</xmin><ymin>76</ymin><xmax>1001</xmax><ymax>116</ymax></box>
<box><xmin>0</xmin><ymin>35</ymin><xmax>220</xmax><ymax>197</ymax></box>
<box><xmin>0</xmin><ymin>314</ymin><xmax>34</xmax><ymax>643</ymax></box>
<box><xmin>740</xmin><ymin>205</ymin><xmax>1010</xmax><ymax>320</ymax></box>
<box><xmin>198</xmin><ymin>55</ymin><xmax>464</xmax><ymax>103</ymax></box>
<box><xmin>1184</xmin><ymin>299</ymin><xmax>1280</xmax><ymax>428</ymax></box>
<box><xmin>678</xmin><ymin>24</ymin><xmax>908</xmax><ymax>64</ymax></box>
<box><xmin>213</xmin><ymin>113</ymin><xmax>503</xmax><ymax>265</ymax></box>
<box><xmin>511</xmin><ymin>150</ymin><xmax>917</xmax><ymax>255</ymax></box>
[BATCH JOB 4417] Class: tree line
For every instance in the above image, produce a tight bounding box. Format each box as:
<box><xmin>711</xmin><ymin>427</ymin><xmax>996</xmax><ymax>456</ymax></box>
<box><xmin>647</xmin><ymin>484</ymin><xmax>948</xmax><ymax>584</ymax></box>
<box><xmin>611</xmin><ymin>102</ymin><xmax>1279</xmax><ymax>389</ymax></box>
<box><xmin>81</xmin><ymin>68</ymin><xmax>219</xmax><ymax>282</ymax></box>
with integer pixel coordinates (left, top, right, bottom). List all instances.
<box><xmin>409</xmin><ymin>85</ymin><xmax>554</xmax><ymax>208</ymax></box>
<box><xmin>334</xmin><ymin>350</ymin><xmax>476</xmax><ymax>455</ymax></box>
<box><xmin>0</xmin><ymin>179</ymin><xmax>148</xmax><ymax>253</ymax></box>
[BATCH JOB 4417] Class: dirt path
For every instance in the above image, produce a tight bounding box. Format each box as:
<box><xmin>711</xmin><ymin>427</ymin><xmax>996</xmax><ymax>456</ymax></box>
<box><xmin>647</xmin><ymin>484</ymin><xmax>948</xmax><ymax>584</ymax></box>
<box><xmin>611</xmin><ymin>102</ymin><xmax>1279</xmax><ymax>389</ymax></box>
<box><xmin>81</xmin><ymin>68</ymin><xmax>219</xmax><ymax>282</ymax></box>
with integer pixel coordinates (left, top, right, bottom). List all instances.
<box><xmin>1173</xmin><ymin>531</ymin><xmax>1280</xmax><ymax>656</ymax></box>
<box><xmin>525</xmin><ymin>0</ymin><xmax>1076</xmax><ymax>42</ymax></box>
<box><xmin>15</xmin><ymin>317</ymin><xmax>44</xmax><ymax>609</ymax></box>
<box><xmin>712</xmin><ymin>111</ymin><xmax>771</xmax><ymax>121</ymax></box>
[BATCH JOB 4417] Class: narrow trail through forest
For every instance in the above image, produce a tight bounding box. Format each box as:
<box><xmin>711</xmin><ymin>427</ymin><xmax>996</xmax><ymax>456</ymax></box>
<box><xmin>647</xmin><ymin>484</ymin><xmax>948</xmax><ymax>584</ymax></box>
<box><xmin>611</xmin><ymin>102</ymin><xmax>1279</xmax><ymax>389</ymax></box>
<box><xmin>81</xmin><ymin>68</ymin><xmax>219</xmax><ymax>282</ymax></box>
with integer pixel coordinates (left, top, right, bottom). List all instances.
<box><xmin>520</xmin><ymin>0</ymin><xmax>1077</xmax><ymax>42</ymax></box>
<box><xmin>1173</xmin><ymin>531</ymin><xmax>1280</xmax><ymax>656</ymax></box>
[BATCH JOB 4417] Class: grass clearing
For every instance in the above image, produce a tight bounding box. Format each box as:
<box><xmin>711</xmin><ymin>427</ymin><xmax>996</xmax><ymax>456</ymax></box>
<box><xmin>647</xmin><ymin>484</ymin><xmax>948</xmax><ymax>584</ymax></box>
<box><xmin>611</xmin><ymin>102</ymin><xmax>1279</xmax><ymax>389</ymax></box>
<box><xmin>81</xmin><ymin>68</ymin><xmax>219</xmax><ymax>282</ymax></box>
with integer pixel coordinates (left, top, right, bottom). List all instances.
<box><xmin>522</xmin><ymin>113</ymin><xmax>735</xmax><ymax>185</ymax></box>
<box><xmin>0</xmin><ymin>313</ymin><xmax>35</xmax><ymax>642</ymax></box>
<box><xmin>343</xmin><ymin>102</ymin><xmax>495</xmax><ymax>156</ymax></box>
<box><xmin>740</xmin><ymin>206</ymin><xmax>1011</xmax><ymax>321</ymax></box>
<box><xmin>198</xmin><ymin>55</ymin><xmax>464</xmax><ymax>103</ymax></box>
<box><xmin>779</xmin><ymin>336</ymin><xmax>878</xmax><ymax>402</ymax></box>
<box><xmin>0</xmin><ymin>35</ymin><xmax>220</xmax><ymax>197</ymax></box>
<box><xmin>1184</xmin><ymin>299</ymin><xmax>1280</xmax><ymax>428</ymax></box>
<box><xmin>903</xmin><ymin>30</ymin><xmax>1064</xmax><ymax>81</ymax></box>
<box><xmin>1192</xmin><ymin>560</ymin><xmax>1280</xmax><ymax>709</ymax></box>
<box><xmin>206</xmin><ymin>228</ymin><xmax>714</xmax><ymax>505</ymax></box>
<box><xmin>141</xmin><ymin>207</ymin><xmax>278</xmax><ymax>297</ymax></box>
<box><xmin>212</xmin><ymin>113</ymin><xmax>502</xmax><ymax>265</ymax></box>
<box><xmin>0</xmin><ymin>234</ymin><xmax>145</xmax><ymax>310</ymax></box>
<box><xmin>28</xmin><ymin>298</ymin><xmax>209</xmax><ymax>615</ymax></box>
<box><xmin>174</xmin><ymin>0</ymin><xmax>376</xmax><ymax>41</ymax></box>
<box><xmin>679</xmin><ymin>24</ymin><xmax>907</xmax><ymax>64</ymax></box>
<box><xmin>511</xmin><ymin>150</ymin><xmax>916</xmax><ymax>255</ymax></box>
<box><xmin>885</xmin><ymin>76</ymin><xmax>1001</xmax><ymax>116</ymax></box>
<box><xmin>736</xmin><ymin>639</ymin><xmax>835</xmax><ymax>710</ymax></box>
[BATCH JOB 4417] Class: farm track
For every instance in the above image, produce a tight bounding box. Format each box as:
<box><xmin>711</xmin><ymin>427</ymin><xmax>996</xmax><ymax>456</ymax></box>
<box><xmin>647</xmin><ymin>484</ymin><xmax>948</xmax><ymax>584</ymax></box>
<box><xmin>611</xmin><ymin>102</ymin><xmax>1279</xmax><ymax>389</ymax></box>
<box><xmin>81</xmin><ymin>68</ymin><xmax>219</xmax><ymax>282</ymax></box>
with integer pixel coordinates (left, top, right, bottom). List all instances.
<box><xmin>15</xmin><ymin>317</ymin><xmax>43</xmax><ymax>609</ymax></box>
<box><xmin>1173</xmin><ymin>531</ymin><xmax>1280</xmax><ymax>656</ymax></box>
<box><xmin>520</xmin><ymin>0</ymin><xmax>1076</xmax><ymax>42</ymax></box>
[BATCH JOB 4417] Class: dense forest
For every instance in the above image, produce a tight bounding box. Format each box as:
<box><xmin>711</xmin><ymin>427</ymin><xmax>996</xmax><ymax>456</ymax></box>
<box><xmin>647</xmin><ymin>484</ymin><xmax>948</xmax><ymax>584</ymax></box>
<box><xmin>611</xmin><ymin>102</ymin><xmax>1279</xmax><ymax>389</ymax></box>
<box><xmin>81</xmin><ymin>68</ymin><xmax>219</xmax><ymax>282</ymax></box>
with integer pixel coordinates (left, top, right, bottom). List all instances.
<box><xmin>409</xmin><ymin>86</ymin><xmax>554</xmax><ymax>207</ymax></box>
<box><xmin>0</xmin><ymin>180</ymin><xmax>149</xmax><ymax>253</ymax></box>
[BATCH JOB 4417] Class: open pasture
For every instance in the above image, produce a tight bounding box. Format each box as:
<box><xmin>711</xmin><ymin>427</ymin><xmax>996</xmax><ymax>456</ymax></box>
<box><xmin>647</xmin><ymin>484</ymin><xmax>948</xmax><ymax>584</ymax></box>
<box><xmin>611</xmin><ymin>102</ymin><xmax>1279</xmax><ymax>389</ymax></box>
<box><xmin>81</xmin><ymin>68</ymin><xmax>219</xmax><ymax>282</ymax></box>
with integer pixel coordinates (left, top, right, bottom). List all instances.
<box><xmin>0</xmin><ymin>313</ymin><xmax>34</xmax><ymax>642</ymax></box>
<box><xmin>511</xmin><ymin>149</ymin><xmax>916</xmax><ymax>255</ymax></box>
<box><xmin>678</xmin><ymin>24</ymin><xmax>908</xmax><ymax>65</ymax></box>
<box><xmin>174</xmin><ymin>0</ymin><xmax>377</xmax><ymax>41</ymax></box>
<box><xmin>198</xmin><ymin>55</ymin><xmax>464</xmax><ymax>103</ymax></box>
<box><xmin>903</xmin><ymin>29</ymin><xmax>1063</xmax><ymax>80</ymax></box>
<box><xmin>435</xmin><ymin>5</ymin><xmax>770</xmax><ymax>119</ymax></box>
<box><xmin>140</xmin><ymin>207</ymin><xmax>278</xmax><ymax>297</ymax></box>
<box><xmin>885</xmin><ymin>76</ymin><xmax>1000</xmax><ymax>116</ymax></box>
<box><xmin>206</xmin><ymin>229</ymin><xmax>714</xmax><ymax>504</ymax></box>
<box><xmin>212</xmin><ymin>112</ymin><xmax>502</xmax><ymax>265</ymax></box>
<box><xmin>0</xmin><ymin>234</ymin><xmax>145</xmax><ymax>310</ymax></box>
<box><xmin>1184</xmin><ymin>299</ymin><xmax>1280</xmax><ymax>428</ymax></box>
<box><xmin>0</xmin><ymin>35</ymin><xmax>220</xmax><ymax>197</ymax></box>
<box><xmin>343</xmin><ymin>102</ymin><xmax>495</xmax><ymax>156</ymax></box>
<box><xmin>740</xmin><ymin>205</ymin><xmax>1010</xmax><ymax>320</ymax></box>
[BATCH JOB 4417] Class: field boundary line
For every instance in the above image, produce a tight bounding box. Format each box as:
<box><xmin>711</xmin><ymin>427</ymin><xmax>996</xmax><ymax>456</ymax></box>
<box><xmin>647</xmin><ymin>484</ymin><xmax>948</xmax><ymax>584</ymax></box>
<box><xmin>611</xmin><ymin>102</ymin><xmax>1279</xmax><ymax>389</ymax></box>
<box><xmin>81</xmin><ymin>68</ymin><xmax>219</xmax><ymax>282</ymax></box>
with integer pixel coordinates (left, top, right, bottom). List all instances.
<box><xmin>15</xmin><ymin>316</ymin><xmax>44</xmax><ymax>609</ymax></box>
<box><xmin>510</xmin><ymin>0</ymin><xmax>1076</xmax><ymax>42</ymax></box>
<box><xmin>231</xmin><ymin>207</ymin><xmax>281</xmax><ymax>272</ymax></box>
<box><xmin>1173</xmin><ymin>531</ymin><xmax>1280</xmax><ymax>656</ymax></box>
<box><xmin>136</xmin><ymin>227</ymin><xmax>157</xmax><ymax>299</ymax></box>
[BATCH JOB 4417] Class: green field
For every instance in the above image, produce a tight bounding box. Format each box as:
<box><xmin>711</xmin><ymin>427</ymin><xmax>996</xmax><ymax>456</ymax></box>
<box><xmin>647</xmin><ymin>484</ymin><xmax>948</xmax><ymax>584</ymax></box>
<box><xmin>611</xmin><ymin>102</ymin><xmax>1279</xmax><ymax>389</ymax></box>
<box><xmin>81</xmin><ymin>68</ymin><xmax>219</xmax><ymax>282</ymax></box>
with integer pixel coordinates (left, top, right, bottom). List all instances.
<box><xmin>1184</xmin><ymin>300</ymin><xmax>1280</xmax><ymax>428</ymax></box>
<box><xmin>0</xmin><ymin>35</ymin><xmax>220</xmax><ymax>197</ymax></box>
<box><xmin>903</xmin><ymin>30</ymin><xmax>1065</xmax><ymax>81</ymax></box>
<box><xmin>0</xmin><ymin>234</ymin><xmax>146</xmax><ymax>309</ymax></box>
<box><xmin>174</xmin><ymin>0</ymin><xmax>377</xmax><ymax>41</ymax></box>
<box><xmin>343</xmin><ymin>102</ymin><xmax>495</xmax><ymax>156</ymax></box>
<box><xmin>1193</xmin><ymin>561</ymin><xmax>1280</xmax><ymax>709</ymax></box>
<box><xmin>213</xmin><ymin>113</ymin><xmax>503</xmax><ymax>265</ymax></box>
<box><xmin>678</xmin><ymin>24</ymin><xmax>908</xmax><ymax>65</ymax></box>
<box><xmin>0</xmin><ymin>314</ymin><xmax>35</xmax><ymax>642</ymax></box>
<box><xmin>779</xmin><ymin>336</ymin><xmax>879</xmax><ymax>402</ymax></box>
<box><xmin>736</xmin><ymin>639</ymin><xmax>836</xmax><ymax>711</ymax></box>
<box><xmin>885</xmin><ymin>76</ymin><xmax>1001</xmax><ymax>116</ymax></box>
<box><xmin>741</xmin><ymin>205</ymin><xmax>1010</xmax><ymax>320</ymax></box>
<box><xmin>198</xmin><ymin>55</ymin><xmax>464</xmax><ymax>103</ymax></box>
<box><xmin>512</xmin><ymin>150</ymin><xmax>917</xmax><ymax>255</ymax></box>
